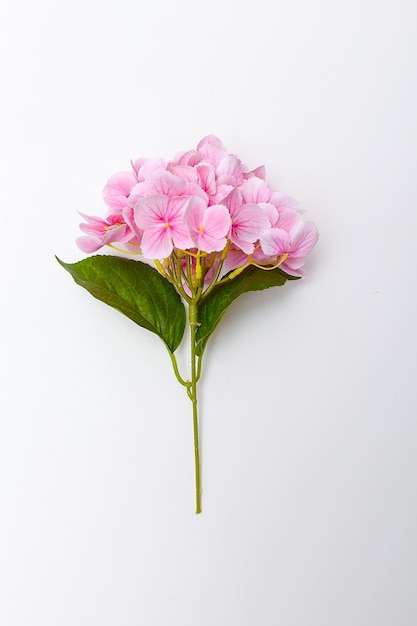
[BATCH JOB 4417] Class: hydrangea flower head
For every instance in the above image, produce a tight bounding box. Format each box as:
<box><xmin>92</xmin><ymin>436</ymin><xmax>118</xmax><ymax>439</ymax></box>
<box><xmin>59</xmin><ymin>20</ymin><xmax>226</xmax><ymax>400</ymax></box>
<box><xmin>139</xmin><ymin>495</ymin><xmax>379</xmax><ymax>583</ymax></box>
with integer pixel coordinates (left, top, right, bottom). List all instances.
<box><xmin>77</xmin><ymin>134</ymin><xmax>318</xmax><ymax>280</ymax></box>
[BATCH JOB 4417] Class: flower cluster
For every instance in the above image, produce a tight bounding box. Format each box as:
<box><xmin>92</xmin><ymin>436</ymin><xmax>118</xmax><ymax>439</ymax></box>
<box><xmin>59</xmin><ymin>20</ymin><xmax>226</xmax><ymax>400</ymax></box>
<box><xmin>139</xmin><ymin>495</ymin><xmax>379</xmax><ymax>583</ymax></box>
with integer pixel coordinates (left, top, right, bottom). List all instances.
<box><xmin>77</xmin><ymin>134</ymin><xmax>318</xmax><ymax>288</ymax></box>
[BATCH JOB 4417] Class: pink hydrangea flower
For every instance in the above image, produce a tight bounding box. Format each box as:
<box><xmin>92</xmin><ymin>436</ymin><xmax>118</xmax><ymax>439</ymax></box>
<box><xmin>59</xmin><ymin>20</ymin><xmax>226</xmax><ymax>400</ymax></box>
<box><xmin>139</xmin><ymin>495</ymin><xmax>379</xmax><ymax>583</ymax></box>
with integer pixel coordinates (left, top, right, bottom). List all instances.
<box><xmin>76</xmin><ymin>212</ymin><xmax>133</xmax><ymax>253</ymax></box>
<box><xmin>260</xmin><ymin>221</ymin><xmax>319</xmax><ymax>275</ymax></box>
<box><xmin>185</xmin><ymin>196</ymin><xmax>230</xmax><ymax>253</ymax></box>
<box><xmin>134</xmin><ymin>195</ymin><xmax>193</xmax><ymax>259</ymax></box>
<box><xmin>223</xmin><ymin>189</ymin><xmax>271</xmax><ymax>255</ymax></box>
<box><xmin>76</xmin><ymin>134</ymin><xmax>318</xmax><ymax>275</ymax></box>
<box><xmin>103</xmin><ymin>171</ymin><xmax>138</xmax><ymax>211</ymax></box>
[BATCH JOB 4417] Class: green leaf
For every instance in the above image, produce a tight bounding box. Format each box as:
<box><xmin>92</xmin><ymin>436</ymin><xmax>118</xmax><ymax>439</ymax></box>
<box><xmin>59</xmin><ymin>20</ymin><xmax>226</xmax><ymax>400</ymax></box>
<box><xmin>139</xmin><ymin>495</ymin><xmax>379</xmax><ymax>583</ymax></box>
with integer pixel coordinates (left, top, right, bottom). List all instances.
<box><xmin>56</xmin><ymin>255</ymin><xmax>186</xmax><ymax>353</ymax></box>
<box><xmin>195</xmin><ymin>266</ymin><xmax>299</xmax><ymax>356</ymax></box>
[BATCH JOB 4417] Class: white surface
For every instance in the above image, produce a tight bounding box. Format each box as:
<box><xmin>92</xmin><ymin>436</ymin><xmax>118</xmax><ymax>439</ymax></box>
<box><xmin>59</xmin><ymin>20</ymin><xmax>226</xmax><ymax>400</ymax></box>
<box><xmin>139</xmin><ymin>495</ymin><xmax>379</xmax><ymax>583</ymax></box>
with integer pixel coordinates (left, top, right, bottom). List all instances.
<box><xmin>1</xmin><ymin>1</ymin><xmax>416</xmax><ymax>624</ymax></box>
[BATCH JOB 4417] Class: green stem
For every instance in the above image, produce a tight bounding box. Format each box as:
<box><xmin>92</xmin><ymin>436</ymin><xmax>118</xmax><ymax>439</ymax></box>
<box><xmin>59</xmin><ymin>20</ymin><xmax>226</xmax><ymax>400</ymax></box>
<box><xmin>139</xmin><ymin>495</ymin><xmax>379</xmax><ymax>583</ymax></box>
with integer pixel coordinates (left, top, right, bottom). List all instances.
<box><xmin>167</xmin><ymin>350</ymin><xmax>189</xmax><ymax>387</ymax></box>
<box><xmin>189</xmin><ymin>301</ymin><xmax>202</xmax><ymax>514</ymax></box>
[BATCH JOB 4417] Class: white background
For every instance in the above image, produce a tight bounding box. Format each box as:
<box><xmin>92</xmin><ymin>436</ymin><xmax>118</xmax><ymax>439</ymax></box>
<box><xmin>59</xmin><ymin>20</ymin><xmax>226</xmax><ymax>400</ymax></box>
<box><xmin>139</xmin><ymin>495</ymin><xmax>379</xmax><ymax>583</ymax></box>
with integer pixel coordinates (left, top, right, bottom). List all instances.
<box><xmin>1</xmin><ymin>1</ymin><xmax>416</xmax><ymax>624</ymax></box>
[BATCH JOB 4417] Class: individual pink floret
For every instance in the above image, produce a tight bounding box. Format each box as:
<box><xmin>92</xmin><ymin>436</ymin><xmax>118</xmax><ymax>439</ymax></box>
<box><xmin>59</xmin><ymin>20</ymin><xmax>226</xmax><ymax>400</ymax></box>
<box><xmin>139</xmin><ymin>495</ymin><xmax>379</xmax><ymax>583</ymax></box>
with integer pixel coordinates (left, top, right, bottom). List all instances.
<box><xmin>103</xmin><ymin>171</ymin><xmax>138</xmax><ymax>211</ymax></box>
<box><xmin>134</xmin><ymin>195</ymin><xmax>193</xmax><ymax>259</ymax></box>
<box><xmin>260</xmin><ymin>221</ymin><xmax>319</xmax><ymax>274</ymax></box>
<box><xmin>185</xmin><ymin>196</ymin><xmax>231</xmax><ymax>253</ymax></box>
<box><xmin>223</xmin><ymin>189</ymin><xmax>271</xmax><ymax>255</ymax></box>
<box><xmin>76</xmin><ymin>212</ymin><xmax>133</xmax><ymax>253</ymax></box>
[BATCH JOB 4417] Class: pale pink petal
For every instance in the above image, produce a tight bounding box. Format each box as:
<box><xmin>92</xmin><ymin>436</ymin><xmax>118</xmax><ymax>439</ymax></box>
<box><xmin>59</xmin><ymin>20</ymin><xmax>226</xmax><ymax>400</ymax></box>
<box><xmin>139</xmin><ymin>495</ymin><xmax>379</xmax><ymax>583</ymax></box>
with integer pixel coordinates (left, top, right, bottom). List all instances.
<box><xmin>165</xmin><ymin>196</ymin><xmax>191</xmax><ymax>222</ymax></box>
<box><xmin>240</xmin><ymin>177</ymin><xmax>271</xmax><ymax>204</ymax></box>
<box><xmin>122</xmin><ymin>206</ymin><xmax>143</xmax><ymax>241</ymax></box>
<box><xmin>197</xmin><ymin>134</ymin><xmax>226</xmax><ymax>151</ymax></box>
<box><xmin>185</xmin><ymin>197</ymin><xmax>229</xmax><ymax>252</ymax></box>
<box><xmin>182</xmin><ymin>181</ymin><xmax>209</xmax><ymax>202</ymax></box>
<box><xmin>284</xmin><ymin>256</ymin><xmax>308</xmax><ymax>270</ymax></box>
<box><xmin>258</xmin><ymin>202</ymin><xmax>279</xmax><ymax>226</ymax></box>
<box><xmin>103</xmin><ymin>171</ymin><xmax>137</xmax><ymax>196</ymax></box>
<box><xmin>197</xmin><ymin>135</ymin><xmax>227</xmax><ymax>168</ymax></box>
<box><xmin>175</xmin><ymin>150</ymin><xmax>203</xmax><ymax>166</ymax></box>
<box><xmin>223</xmin><ymin>188</ymin><xmax>243</xmax><ymax>218</ymax></box>
<box><xmin>165</xmin><ymin>197</ymin><xmax>194</xmax><ymax>249</ymax></box>
<box><xmin>141</xmin><ymin>226</ymin><xmax>173</xmax><ymax>259</ymax></box>
<box><xmin>275</xmin><ymin>209</ymin><xmax>302</xmax><ymax>232</ymax></box>
<box><xmin>134</xmin><ymin>195</ymin><xmax>168</xmax><ymax>229</ymax></box>
<box><xmin>216</xmin><ymin>155</ymin><xmax>244</xmax><ymax>186</ymax></box>
<box><xmin>133</xmin><ymin>169</ymin><xmax>186</xmax><ymax>197</ymax></box>
<box><xmin>220</xmin><ymin>247</ymin><xmax>248</xmax><ymax>276</ymax></box>
<box><xmin>216</xmin><ymin>174</ymin><xmax>236</xmax><ymax>186</ymax></box>
<box><xmin>103</xmin><ymin>171</ymin><xmax>137</xmax><ymax>210</ymax></box>
<box><xmin>131</xmin><ymin>157</ymin><xmax>147</xmax><ymax>179</ymax></box>
<box><xmin>196</xmin><ymin>231</ymin><xmax>227</xmax><ymax>253</ymax></box>
<box><xmin>280</xmin><ymin>261</ymin><xmax>305</xmax><ymax>276</ymax></box>
<box><xmin>101</xmin><ymin>223</ymin><xmax>128</xmax><ymax>245</ymax></box>
<box><xmin>242</xmin><ymin>165</ymin><xmax>266</xmax><ymax>180</ymax></box>
<box><xmin>270</xmin><ymin>191</ymin><xmax>299</xmax><ymax>212</ymax></box>
<box><xmin>171</xmin><ymin>222</ymin><xmax>194</xmax><ymax>250</ymax></box>
<box><xmin>167</xmin><ymin>164</ymin><xmax>198</xmax><ymax>183</ymax></box>
<box><xmin>76</xmin><ymin>236</ymin><xmax>103</xmax><ymax>253</ymax></box>
<box><xmin>229</xmin><ymin>203</ymin><xmax>270</xmax><ymax>254</ymax></box>
<box><xmin>260</xmin><ymin>228</ymin><xmax>290</xmax><ymax>257</ymax></box>
<box><xmin>137</xmin><ymin>158</ymin><xmax>167</xmax><ymax>179</ymax></box>
<box><xmin>290</xmin><ymin>222</ymin><xmax>319</xmax><ymax>257</ymax></box>
<box><xmin>78</xmin><ymin>211</ymin><xmax>106</xmax><ymax>226</ymax></box>
<box><xmin>203</xmin><ymin>205</ymin><xmax>230</xmax><ymax>239</ymax></box>
<box><xmin>79</xmin><ymin>219</ymin><xmax>105</xmax><ymax>236</ymax></box>
<box><xmin>184</xmin><ymin>196</ymin><xmax>206</xmax><ymax>233</ymax></box>
<box><xmin>209</xmin><ymin>183</ymin><xmax>234</xmax><ymax>205</ymax></box>
<box><xmin>196</xmin><ymin>163</ymin><xmax>216</xmax><ymax>196</ymax></box>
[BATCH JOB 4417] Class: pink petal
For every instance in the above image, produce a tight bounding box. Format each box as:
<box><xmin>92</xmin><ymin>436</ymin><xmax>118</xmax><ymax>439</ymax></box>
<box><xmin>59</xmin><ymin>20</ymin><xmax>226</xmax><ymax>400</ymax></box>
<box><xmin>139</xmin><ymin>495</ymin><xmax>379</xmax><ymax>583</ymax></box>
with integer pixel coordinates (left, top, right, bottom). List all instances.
<box><xmin>197</xmin><ymin>134</ymin><xmax>226</xmax><ymax>151</ymax></box>
<box><xmin>165</xmin><ymin>197</ymin><xmax>194</xmax><ymax>249</ymax></box>
<box><xmin>223</xmin><ymin>188</ymin><xmax>243</xmax><ymax>218</ymax></box>
<box><xmin>240</xmin><ymin>177</ymin><xmax>271</xmax><ymax>204</ymax></box>
<box><xmin>230</xmin><ymin>203</ymin><xmax>270</xmax><ymax>253</ymax></box>
<box><xmin>258</xmin><ymin>202</ymin><xmax>279</xmax><ymax>226</ymax></box>
<box><xmin>140</xmin><ymin>226</ymin><xmax>173</xmax><ymax>259</ymax></box>
<box><xmin>122</xmin><ymin>206</ymin><xmax>143</xmax><ymax>241</ymax></box>
<box><xmin>196</xmin><ymin>163</ymin><xmax>216</xmax><ymax>196</ymax></box>
<box><xmin>134</xmin><ymin>195</ymin><xmax>168</xmax><ymax>229</ymax></box>
<box><xmin>176</xmin><ymin>150</ymin><xmax>203</xmax><ymax>166</ymax></box>
<box><xmin>270</xmin><ymin>191</ymin><xmax>299</xmax><ymax>212</ymax></box>
<box><xmin>209</xmin><ymin>183</ymin><xmax>234</xmax><ymax>205</ymax></box>
<box><xmin>131</xmin><ymin>157</ymin><xmax>147</xmax><ymax>179</ymax></box>
<box><xmin>184</xmin><ymin>196</ymin><xmax>206</xmax><ymax>233</ymax></box>
<box><xmin>216</xmin><ymin>155</ymin><xmax>244</xmax><ymax>186</ymax></box>
<box><xmin>185</xmin><ymin>197</ymin><xmax>229</xmax><ymax>252</ymax></box>
<box><xmin>76</xmin><ymin>236</ymin><xmax>103</xmax><ymax>253</ymax></box>
<box><xmin>290</xmin><ymin>222</ymin><xmax>319</xmax><ymax>257</ymax></box>
<box><xmin>197</xmin><ymin>135</ymin><xmax>227</xmax><ymax>168</ymax></box>
<box><xmin>133</xmin><ymin>169</ymin><xmax>185</xmax><ymax>197</ymax></box>
<box><xmin>165</xmin><ymin>196</ymin><xmax>191</xmax><ymax>222</ymax></box>
<box><xmin>249</xmin><ymin>165</ymin><xmax>266</xmax><ymax>180</ymax></box>
<box><xmin>137</xmin><ymin>158</ymin><xmax>167</xmax><ymax>179</ymax></box>
<box><xmin>196</xmin><ymin>231</ymin><xmax>227</xmax><ymax>253</ymax></box>
<box><xmin>202</xmin><ymin>204</ymin><xmax>230</xmax><ymax>239</ymax></box>
<box><xmin>103</xmin><ymin>171</ymin><xmax>137</xmax><ymax>210</ymax></box>
<box><xmin>276</xmin><ymin>209</ymin><xmax>302</xmax><ymax>232</ymax></box>
<box><xmin>168</xmin><ymin>164</ymin><xmax>198</xmax><ymax>183</ymax></box>
<box><xmin>260</xmin><ymin>228</ymin><xmax>290</xmax><ymax>257</ymax></box>
<box><xmin>101</xmin><ymin>223</ymin><xmax>128</xmax><ymax>246</ymax></box>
